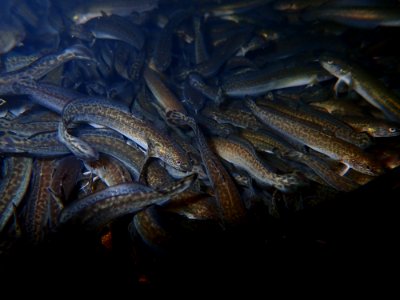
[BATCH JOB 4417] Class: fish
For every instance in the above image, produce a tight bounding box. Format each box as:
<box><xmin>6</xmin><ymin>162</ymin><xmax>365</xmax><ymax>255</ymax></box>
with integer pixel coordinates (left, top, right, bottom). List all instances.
<box><xmin>340</xmin><ymin>115</ymin><xmax>400</xmax><ymax>137</ymax></box>
<box><xmin>256</xmin><ymin>99</ymin><xmax>372</xmax><ymax>148</ymax></box>
<box><xmin>84</xmin><ymin>155</ymin><xmax>132</xmax><ymax>187</ymax></box>
<box><xmin>210</xmin><ymin>137</ymin><xmax>302</xmax><ymax>192</ymax></box>
<box><xmin>0</xmin><ymin>45</ymin><xmax>93</xmax><ymax>95</ymax></box>
<box><xmin>319</xmin><ymin>53</ymin><xmax>400</xmax><ymax>122</ymax></box>
<box><xmin>58</xmin><ymin>0</ymin><xmax>159</xmax><ymax>25</ymax></box>
<box><xmin>59</xmin><ymin>98</ymin><xmax>191</xmax><ymax>172</ymax></box>
<box><xmin>0</xmin><ymin>156</ymin><xmax>33</xmax><ymax>233</ymax></box>
<box><xmin>303</xmin><ymin>6</ymin><xmax>400</xmax><ymax>28</ymax></box>
<box><xmin>166</xmin><ymin>111</ymin><xmax>247</xmax><ymax>225</ymax></box>
<box><xmin>143</xmin><ymin>66</ymin><xmax>188</xmax><ymax>122</ymax></box>
<box><xmin>222</xmin><ymin>65</ymin><xmax>332</xmax><ymax>97</ymax></box>
<box><xmin>24</xmin><ymin>159</ymin><xmax>57</xmax><ymax>243</ymax></box>
<box><xmin>76</xmin><ymin>14</ymin><xmax>145</xmax><ymax>50</ymax></box>
<box><xmin>245</xmin><ymin>99</ymin><xmax>382</xmax><ymax>176</ymax></box>
<box><xmin>152</xmin><ymin>9</ymin><xmax>192</xmax><ymax>72</ymax></box>
<box><xmin>59</xmin><ymin>173</ymin><xmax>197</xmax><ymax>229</ymax></box>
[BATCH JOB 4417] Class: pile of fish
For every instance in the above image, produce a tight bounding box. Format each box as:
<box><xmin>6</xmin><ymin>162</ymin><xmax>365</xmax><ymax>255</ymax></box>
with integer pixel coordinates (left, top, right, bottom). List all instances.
<box><xmin>1</xmin><ymin>0</ymin><xmax>400</xmax><ymax>252</ymax></box>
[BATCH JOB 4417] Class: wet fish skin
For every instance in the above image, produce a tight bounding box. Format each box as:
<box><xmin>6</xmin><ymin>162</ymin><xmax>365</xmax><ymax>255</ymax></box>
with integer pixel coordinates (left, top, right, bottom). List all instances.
<box><xmin>283</xmin><ymin>150</ymin><xmax>359</xmax><ymax>192</ymax></box>
<box><xmin>59</xmin><ymin>0</ymin><xmax>158</xmax><ymax>25</ymax></box>
<box><xmin>303</xmin><ymin>7</ymin><xmax>400</xmax><ymax>28</ymax></box>
<box><xmin>340</xmin><ymin>115</ymin><xmax>400</xmax><ymax>137</ymax></box>
<box><xmin>319</xmin><ymin>53</ymin><xmax>400</xmax><ymax>123</ymax></box>
<box><xmin>60</xmin><ymin>98</ymin><xmax>191</xmax><ymax>172</ymax></box>
<box><xmin>0</xmin><ymin>128</ymin><xmax>145</xmax><ymax>179</ymax></box>
<box><xmin>24</xmin><ymin>159</ymin><xmax>56</xmax><ymax>243</ymax></box>
<box><xmin>132</xmin><ymin>206</ymin><xmax>170</xmax><ymax>250</ymax></box>
<box><xmin>59</xmin><ymin>173</ymin><xmax>197</xmax><ymax>229</ymax></box>
<box><xmin>83</xmin><ymin>14</ymin><xmax>145</xmax><ymax>50</ymax></box>
<box><xmin>202</xmin><ymin>106</ymin><xmax>263</xmax><ymax>130</ymax></box>
<box><xmin>246</xmin><ymin>99</ymin><xmax>383</xmax><ymax>176</ymax></box>
<box><xmin>0</xmin><ymin>157</ymin><xmax>33</xmax><ymax>233</ymax></box>
<box><xmin>152</xmin><ymin>9</ymin><xmax>193</xmax><ymax>72</ymax></box>
<box><xmin>0</xmin><ymin>45</ymin><xmax>93</xmax><ymax>95</ymax></box>
<box><xmin>188</xmin><ymin>73</ymin><xmax>224</xmax><ymax>105</ymax></box>
<box><xmin>84</xmin><ymin>155</ymin><xmax>132</xmax><ymax>187</ymax></box>
<box><xmin>143</xmin><ymin>66</ymin><xmax>187</xmax><ymax>119</ymax></box>
<box><xmin>167</xmin><ymin>111</ymin><xmax>247</xmax><ymax>224</ymax></box>
<box><xmin>58</xmin><ymin>121</ymin><xmax>100</xmax><ymax>161</ymax></box>
<box><xmin>193</xmin><ymin>15</ymin><xmax>209</xmax><ymax>65</ymax></box>
<box><xmin>222</xmin><ymin>65</ymin><xmax>332</xmax><ymax>97</ymax></box>
<box><xmin>257</xmin><ymin>99</ymin><xmax>372</xmax><ymax>148</ymax></box>
<box><xmin>210</xmin><ymin>137</ymin><xmax>301</xmax><ymax>192</ymax></box>
<box><xmin>204</xmin><ymin>0</ymin><xmax>272</xmax><ymax>17</ymax></box>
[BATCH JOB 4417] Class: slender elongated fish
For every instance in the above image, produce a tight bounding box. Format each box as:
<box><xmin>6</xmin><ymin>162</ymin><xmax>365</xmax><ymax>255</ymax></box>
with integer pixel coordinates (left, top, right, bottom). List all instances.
<box><xmin>59</xmin><ymin>98</ymin><xmax>191</xmax><ymax>171</ymax></box>
<box><xmin>340</xmin><ymin>116</ymin><xmax>400</xmax><ymax>137</ymax></box>
<box><xmin>59</xmin><ymin>174</ymin><xmax>196</xmax><ymax>229</ymax></box>
<box><xmin>0</xmin><ymin>157</ymin><xmax>33</xmax><ymax>233</ymax></box>
<box><xmin>257</xmin><ymin>99</ymin><xmax>372</xmax><ymax>148</ymax></box>
<box><xmin>210</xmin><ymin>137</ymin><xmax>301</xmax><ymax>192</ymax></box>
<box><xmin>320</xmin><ymin>53</ymin><xmax>400</xmax><ymax>122</ymax></box>
<box><xmin>58</xmin><ymin>0</ymin><xmax>158</xmax><ymax>25</ymax></box>
<box><xmin>167</xmin><ymin>111</ymin><xmax>247</xmax><ymax>224</ymax></box>
<box><xmin>246</xmin><ymin>99</ymin><xmax>382</xmax><ymax>175</ymax></box>
<box><xmin>24</xmin><ymin>159</ymin><xmax>56</xmax><ymax>243</ymax></box>
<box><xmin>222</xmin><ymin>65</ymin><xmax>332</xmax><ymax>97</ymax></box>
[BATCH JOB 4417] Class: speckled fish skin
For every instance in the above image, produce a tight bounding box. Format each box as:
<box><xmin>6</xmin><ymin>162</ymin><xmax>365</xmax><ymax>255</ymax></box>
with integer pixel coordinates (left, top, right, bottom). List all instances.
<box><xmin>340</xmin><ymin>115</ymin><xmax>400</xmax><ymax>137</ymax></box>
<box><xmin>319</xmin><ymin>53</ymin><xmax>400</xmax><ymax>123</ymax></box>
<box><xmin>60</xmin><ymin>98</ymin><xmax>191</xmax><ymax>172</ymax></box>
<box><xmin>246</xmin><ymin>99</ymin><xmax>382</xmax><ymax>176</ymax></box>
<box><xmin>0</xmin><ymin>157</ymin><xmax>33</xmax><ymax>233</ymax></box>
<box><xmin>84</xmin><ymin>155</ymin><xmax>132</xmax><ymax>187</ymax></box>
<box><xmin>0</xmin><ymin>129</ymin><xmax>145</xmax><ymax>179</ymax></box>
<box><xmin>203</xmin><ymin>106</ymin><xmax>263</xmax><ymax>130</ymax></box>
<box><xmin>257</xmin><ymin>99</ymin><xmax>372</xmax><ymax>148</ymax></box>
<box><xmin>59</xmin><ymin>173</ymin><xmax>197</xmax><ymax>229</ymax></box>
<box><xmin>167</xmin><ymin>111</ymin><xmax>247</xmax><ymax>225</ymax></box>
<box><xmin>283</xmin><ymin>150</ymin><xmax>359</xmax><ymax>192</ymax></box>
<box><xmin>24</xmin><ymin>159</ymin><xmax>57</xmax><ymax>243</ymax></box>
<box><xmin>0</xmin><ymin>45</ymin><xmax>93</xmax><ymax>95</ymax></box>
<box><xmin>222</xmin><ymin>65</ymin><xmax>332</xmax><ymax>97</ymax></box>
<box><xmin>144</xmin><ymin>66</ymin><xmax>187</xmax><ymax>117</ymax></box>
<box><xmin>209</xmin><ymin>137</ymin><xmax>301</xmax><ymax>192</ymax></box>
<box><xmin>152</xmin><ymin>9</ymin><xmax>192</xmax><ymax>72</ymax></box>
<box><xmin>303</xmin><ymin>7</ymin><xmax>400</xmax><ymax>28</ymax></box>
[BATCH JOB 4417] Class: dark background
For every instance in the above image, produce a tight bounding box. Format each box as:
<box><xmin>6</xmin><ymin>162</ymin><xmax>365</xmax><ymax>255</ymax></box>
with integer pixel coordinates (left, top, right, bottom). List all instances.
<box><xmin>1</xmin><ymin>167</ymin><xmax>399</xmax><ymax>294</ymax></box>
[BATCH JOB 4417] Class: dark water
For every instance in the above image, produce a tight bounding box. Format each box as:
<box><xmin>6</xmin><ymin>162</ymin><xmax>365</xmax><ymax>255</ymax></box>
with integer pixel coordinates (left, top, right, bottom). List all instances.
<box><xmin>1</xmin><ymin>0</ymin><xmax>400</xmax><ymax>293</ymax></box>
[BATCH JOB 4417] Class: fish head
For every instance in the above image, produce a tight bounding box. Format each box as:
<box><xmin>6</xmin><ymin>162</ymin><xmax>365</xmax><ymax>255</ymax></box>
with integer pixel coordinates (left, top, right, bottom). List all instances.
<box><xmin>319</xmin><ymin>53</ymin><xmax>351</xmax><ymax>79</ymax></box>
<box><xmin>351</xmin><ymin>156</ymin><xmax>384</xmax><ymax>176</ymax></box>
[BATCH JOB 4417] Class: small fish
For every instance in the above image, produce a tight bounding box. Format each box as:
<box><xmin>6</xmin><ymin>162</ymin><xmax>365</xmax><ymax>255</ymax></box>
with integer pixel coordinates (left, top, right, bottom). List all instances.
<box><xmin>59</xmin><ymin>173</ymin><xmax>197</xmax><ymax>229</ymax></box>
<box><xmin>84</xmin><ymin>155</ymin><xmax>132</xmax><ymax>187</ymax></box>
<box><xmin>167</xmin><ymin>111</ymin><xmax>247</xmax><ymax>225</ymax></box>
<box><xmin>60</xmin><ymin>98</ymin><xmax>191</xmax><ymax>172</ymax></box>
<box><xmin>143</xmin><ymin>66</ymin><xmax>188</xmax><ymax>122</ymax></box>
<box><xmin>24</xmin><ymin>159</ymin><xmax>57</xmax><ymax>243</ymax></box>
<box><xmin>222</xmin><ymin>65</ymin><xmax>332</xmax><ymax>97</ymax></box>
<box><xmin>303</xmin><ymin>7</ymin><xmax>400</xmax><ymax>28</ymax></box>
<box><xmin>340</xmin><ymin>115</ymin><xmax>400</xmax><ymax>137</ymax></box>
<box><xmin>246</xmin><ymin>99</ymin><xmax>382</xmax><ymax>176</ymax></box>
<box><xmin>257</xmin><ymin>99</ymin><xmax>372</xmax><ymax>148</ymax></box>
<box><xmin>64</xmin><ymin>0</ymin><xmax>159</xmax><ymax>24</ymax></box>
<box><xmin>0</xmin><ymin>157</ymin><xmax>33</xmax><ymax>233</ymax></box>
<box><xmin>319</xmin><ymin>53</ymin><xmax>400</xmax><ymax>123</ymax></box>
<box><xmin>209</xmin><ymin>137</ymin><xmax>302</xmax><ymax>192</ymax></box>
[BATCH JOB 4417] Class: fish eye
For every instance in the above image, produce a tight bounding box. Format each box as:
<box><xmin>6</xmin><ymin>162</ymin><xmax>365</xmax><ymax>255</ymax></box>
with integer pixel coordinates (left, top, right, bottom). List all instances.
<box><xmin>327</xmin><ymin>60</ymin><xmax>333</xmax><ymax>65</ymax></box>
<box><xmin>389</xmin><ymin>127</ymin><xmax>398</xmax><ymax>133</ymax></box>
